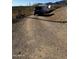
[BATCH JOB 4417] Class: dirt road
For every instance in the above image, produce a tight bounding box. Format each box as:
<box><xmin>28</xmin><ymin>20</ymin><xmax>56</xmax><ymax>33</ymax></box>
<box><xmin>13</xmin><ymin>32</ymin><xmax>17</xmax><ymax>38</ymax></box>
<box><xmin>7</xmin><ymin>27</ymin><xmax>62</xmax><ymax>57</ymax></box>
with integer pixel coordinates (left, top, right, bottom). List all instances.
<box><xmin>12</xmin><ymin>7</ymin><xmax>67</xmax><ymax>59</ymax></box>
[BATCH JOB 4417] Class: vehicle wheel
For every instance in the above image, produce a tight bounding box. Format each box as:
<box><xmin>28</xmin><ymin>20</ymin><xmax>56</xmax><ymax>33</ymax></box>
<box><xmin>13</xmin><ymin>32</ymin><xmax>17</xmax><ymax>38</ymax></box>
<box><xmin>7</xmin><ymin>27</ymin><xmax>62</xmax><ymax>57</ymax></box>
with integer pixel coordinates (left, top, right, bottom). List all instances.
<box><xmin>34</xmin><ymin>12</ymin><xmax>36</xmax><ymax>15</ymax></box>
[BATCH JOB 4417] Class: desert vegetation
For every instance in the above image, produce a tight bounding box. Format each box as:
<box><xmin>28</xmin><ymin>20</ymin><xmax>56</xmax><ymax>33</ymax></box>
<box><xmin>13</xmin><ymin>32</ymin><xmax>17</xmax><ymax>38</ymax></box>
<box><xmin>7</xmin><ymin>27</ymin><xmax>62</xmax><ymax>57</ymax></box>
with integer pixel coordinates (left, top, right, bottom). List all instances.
<box><xmin>12</xmin><ymin>0</ymin><xmax>66</xmax><ymax>23</ymax></box>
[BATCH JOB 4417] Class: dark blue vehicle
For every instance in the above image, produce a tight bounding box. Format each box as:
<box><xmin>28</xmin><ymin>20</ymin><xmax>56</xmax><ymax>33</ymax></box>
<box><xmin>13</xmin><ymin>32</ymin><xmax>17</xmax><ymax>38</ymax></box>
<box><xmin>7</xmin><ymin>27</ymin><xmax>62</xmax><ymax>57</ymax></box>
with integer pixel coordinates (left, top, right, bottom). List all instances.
<box><xmin>34</xmin><ymin>5</ymin><xmax>53</xmax><ymax>16</ymax></box>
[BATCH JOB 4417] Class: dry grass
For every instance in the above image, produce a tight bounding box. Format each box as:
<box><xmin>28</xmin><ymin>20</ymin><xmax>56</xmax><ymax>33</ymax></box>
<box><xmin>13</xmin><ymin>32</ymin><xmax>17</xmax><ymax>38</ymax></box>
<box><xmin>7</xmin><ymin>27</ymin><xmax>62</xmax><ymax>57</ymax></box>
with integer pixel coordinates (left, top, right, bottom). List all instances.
<box><xmin>12</xmin><ymin>5</ymin><xmax>65</xmax><ymax>22</ymax></box>
<box><xmin>12</xmin><ymin>6</ymin><xmax>34</xmax><ymax>23</ymax></box>
<box><xmin>12</xmin><ymin>5</ymin><xmax>64</xmax><ymax>16</ymax></box>
<box><xmin>12</xmin><ymin>6</ymin><xmax>34</xmax><ymax>17</ymax></box>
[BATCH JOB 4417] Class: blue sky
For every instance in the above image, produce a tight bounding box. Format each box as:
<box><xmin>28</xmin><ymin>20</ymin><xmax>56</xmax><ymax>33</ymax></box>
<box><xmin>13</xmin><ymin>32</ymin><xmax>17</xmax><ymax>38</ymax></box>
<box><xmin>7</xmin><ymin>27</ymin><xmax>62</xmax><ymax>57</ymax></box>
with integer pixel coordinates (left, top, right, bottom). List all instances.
<box><xmin>12</xmin><ymin>0</ymin><xmax>62</xmax><ymax>6</ymax></box>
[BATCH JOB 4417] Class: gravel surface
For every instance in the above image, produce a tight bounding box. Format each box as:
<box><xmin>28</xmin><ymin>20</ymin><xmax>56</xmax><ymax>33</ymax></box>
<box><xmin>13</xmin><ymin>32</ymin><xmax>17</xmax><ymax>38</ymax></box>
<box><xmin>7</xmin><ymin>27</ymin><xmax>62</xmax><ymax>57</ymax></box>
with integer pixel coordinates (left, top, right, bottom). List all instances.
<box><xmin>12</xmin><ymin>7</ymin><xmax>67</xmax><ymax>59</ymax></box>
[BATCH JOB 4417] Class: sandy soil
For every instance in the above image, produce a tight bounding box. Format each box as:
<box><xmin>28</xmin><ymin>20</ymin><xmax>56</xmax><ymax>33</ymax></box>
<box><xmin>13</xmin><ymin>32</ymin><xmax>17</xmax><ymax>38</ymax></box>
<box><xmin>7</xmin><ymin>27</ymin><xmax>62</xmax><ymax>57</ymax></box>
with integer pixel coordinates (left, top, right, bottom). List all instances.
<box><xmin>12</xmin><ymin>6</ymin><xmax>67</xmax><ymax>59</ymax></box>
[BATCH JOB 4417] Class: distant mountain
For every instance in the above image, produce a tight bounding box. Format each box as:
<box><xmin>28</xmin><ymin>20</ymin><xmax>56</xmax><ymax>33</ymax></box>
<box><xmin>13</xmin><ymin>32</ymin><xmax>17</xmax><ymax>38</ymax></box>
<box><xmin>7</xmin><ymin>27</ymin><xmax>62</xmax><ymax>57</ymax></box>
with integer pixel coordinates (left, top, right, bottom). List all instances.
<box><xmin>46</xmin><ymin>2</ymin><xmax>53</xmax><ymax>5</ymax></box>
<box><xmin>46</xmin><ymin>1</ymin><xmax>66</xmax><ymax>5</ymax></box>
<box><xmin>33</xmin><ymin>0</ymin><xmax>66</xmax><ymax>6</ymax></box>
<box><xmin>54</xmin><ymin>1</ymin><xmax>67</xmax><ymax>5</ymax></box>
